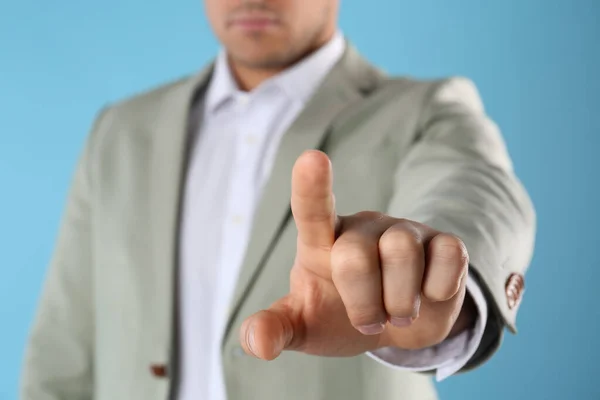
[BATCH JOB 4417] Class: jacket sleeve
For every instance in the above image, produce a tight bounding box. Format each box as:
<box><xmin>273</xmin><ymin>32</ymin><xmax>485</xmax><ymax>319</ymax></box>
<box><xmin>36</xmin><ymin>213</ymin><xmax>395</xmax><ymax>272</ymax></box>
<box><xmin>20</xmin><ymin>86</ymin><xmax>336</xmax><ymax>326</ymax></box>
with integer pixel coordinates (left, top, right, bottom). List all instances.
<box><xmin>20</xmin><ymin>108</ymin><xmax>111</xmax><ymax>399</ymax></box>
<box><xmin>385</xmin><ymin>77</ymin><xmax>536</xmax><ymax>369</ymax></box>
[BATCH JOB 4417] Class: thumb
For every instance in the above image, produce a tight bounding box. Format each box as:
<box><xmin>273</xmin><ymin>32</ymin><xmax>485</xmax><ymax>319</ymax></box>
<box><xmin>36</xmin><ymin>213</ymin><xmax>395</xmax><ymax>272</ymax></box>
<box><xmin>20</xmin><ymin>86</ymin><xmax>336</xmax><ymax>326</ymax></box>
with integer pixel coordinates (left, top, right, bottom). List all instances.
<box><xmin>239</xmin><ymin>297</ymin><xmax>300</xmax><ymax>360</ymax></box>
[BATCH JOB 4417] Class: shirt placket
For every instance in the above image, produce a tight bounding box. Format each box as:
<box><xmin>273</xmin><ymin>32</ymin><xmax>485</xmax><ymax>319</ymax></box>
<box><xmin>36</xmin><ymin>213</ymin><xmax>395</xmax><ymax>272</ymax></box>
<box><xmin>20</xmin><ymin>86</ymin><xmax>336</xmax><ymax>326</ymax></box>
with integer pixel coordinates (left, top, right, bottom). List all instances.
<box><xmin>214</xmin><ymin>95</ymin><xmax>269</xmax><ymax>338</ymax></box>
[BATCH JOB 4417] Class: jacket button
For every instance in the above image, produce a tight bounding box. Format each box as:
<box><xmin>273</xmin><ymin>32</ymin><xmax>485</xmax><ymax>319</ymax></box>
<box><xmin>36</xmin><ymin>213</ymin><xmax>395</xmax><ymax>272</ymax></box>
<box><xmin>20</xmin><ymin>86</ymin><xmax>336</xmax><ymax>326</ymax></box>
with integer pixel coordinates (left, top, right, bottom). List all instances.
<box><xmin>150</xmin><ymin>364</ymin><xmax>168</xmax><ymax>378</ymax></box>
<box><xmin>505</xmin><ymin>273</ymin><xmax>525</xmax><ymax>310</ymax></box>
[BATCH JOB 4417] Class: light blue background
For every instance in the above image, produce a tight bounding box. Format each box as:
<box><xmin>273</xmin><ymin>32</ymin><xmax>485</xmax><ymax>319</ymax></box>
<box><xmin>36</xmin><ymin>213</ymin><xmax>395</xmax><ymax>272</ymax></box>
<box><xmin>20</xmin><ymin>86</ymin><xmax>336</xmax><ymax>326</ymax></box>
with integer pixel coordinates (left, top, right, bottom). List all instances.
<box><xmin>1</xmin><ymin>0</ymin><xmax>598</xmax><ymax>399</ymax></box>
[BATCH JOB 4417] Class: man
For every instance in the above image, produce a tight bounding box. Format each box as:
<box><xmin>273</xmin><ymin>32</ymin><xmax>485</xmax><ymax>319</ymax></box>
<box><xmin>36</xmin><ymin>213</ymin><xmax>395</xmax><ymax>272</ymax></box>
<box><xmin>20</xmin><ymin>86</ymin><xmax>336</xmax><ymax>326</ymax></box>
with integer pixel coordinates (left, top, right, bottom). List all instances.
<box><xmin>21</xmin><ymin>0</ymin><xmax>535</xmax><ymax>399</ymax></box>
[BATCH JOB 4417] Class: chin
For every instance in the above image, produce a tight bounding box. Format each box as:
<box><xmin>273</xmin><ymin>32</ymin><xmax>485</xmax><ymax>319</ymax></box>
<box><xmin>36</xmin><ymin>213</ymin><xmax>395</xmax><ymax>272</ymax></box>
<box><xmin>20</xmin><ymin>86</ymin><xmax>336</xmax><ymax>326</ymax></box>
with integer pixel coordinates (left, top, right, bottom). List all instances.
<box><xmin>232</xmin><ymin>49</ymin><xmax>291</xmax><ymax>69</ymax></box>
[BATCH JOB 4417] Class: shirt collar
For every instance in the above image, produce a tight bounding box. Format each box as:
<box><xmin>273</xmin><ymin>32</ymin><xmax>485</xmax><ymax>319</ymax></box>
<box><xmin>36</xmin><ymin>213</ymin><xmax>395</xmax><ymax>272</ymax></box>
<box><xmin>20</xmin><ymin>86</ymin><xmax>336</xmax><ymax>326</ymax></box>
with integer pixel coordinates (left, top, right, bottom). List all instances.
<box><xmin>205</xmin><ymin>31</ymin><xmax>346</xmax><ymax>114</ymax></box>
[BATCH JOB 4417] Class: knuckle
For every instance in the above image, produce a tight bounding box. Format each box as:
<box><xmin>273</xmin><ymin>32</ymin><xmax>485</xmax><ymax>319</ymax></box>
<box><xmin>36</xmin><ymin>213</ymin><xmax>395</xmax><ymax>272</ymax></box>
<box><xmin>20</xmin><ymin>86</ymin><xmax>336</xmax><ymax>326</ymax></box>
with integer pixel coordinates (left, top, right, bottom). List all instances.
<box><xmin>432</xmin><ymin>235</ymin><xmax>469</xmax><ymax>265</ymax></box>
<box><xmin>353</xmin><ymin>210</ymin><xmax>385</xmax><ymax>221</ymax></box>
<box><xmin>379</xmin><ymin>227</ymin><xmax>421</xmax><ymax>261</ymax></box>
<box><xmin>331</xmin><ymin>244</ymin><xmax>374</xmax><ymax>280</ymax></box>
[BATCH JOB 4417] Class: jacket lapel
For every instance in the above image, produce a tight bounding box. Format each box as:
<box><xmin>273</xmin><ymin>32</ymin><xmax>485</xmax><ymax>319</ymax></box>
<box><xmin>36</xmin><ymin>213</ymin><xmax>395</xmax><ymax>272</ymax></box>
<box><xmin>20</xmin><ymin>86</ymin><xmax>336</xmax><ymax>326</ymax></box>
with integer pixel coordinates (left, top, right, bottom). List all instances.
<box><xmin>222</xmin><ymin>45</ymin><xmax>384</xmax><ymax>341</ymax></box>
<box><xmin>146</xmin><ymin>67</ymin><xmax>213</xmax><ymax>373</ymax></box>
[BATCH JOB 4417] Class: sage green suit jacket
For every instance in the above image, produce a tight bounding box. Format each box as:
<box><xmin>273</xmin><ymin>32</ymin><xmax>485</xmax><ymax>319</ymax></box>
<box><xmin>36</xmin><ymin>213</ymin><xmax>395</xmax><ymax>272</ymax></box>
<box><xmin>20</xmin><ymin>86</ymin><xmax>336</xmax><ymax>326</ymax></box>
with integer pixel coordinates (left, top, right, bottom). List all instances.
<box><xmin>21</xmin><ymin>45</ymin><xmax>536</xmax><ymax>400</ymax></box>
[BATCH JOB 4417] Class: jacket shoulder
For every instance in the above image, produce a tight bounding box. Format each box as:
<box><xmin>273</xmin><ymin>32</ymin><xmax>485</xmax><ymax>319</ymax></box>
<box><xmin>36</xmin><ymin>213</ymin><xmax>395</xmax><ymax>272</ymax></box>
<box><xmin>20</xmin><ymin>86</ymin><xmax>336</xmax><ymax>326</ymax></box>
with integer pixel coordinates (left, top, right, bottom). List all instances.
<box><xmin>357</xmin><ymin>74</ymin><xmax>486</xmax><ymax>130</ymax></box>
<box><xmin>374</xmin><ymin>74</ymin><xmax>481</xmax><ymax>103</ymax></box>
<box><xmin>107</xmin><ymin>74</ymin><xmax>198</xmax><ymax>120</ymax></box>
<box><xmin>88</xmin><ymin>71</ymin><xmax>206</xmax><ymax>142</ymax></box>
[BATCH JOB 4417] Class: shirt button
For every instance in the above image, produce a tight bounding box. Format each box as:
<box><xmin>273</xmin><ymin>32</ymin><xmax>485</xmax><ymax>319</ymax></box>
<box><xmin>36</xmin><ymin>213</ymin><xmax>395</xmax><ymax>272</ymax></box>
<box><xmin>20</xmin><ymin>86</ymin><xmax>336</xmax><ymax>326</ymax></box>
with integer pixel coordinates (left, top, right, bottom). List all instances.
<box><xmin>231</xmin><ymin>215</ymin><xmax>244</xmax><ymax>225</ymax></box>
<box><xmin>245</xmin><ymin>135</ymin><xmax>258</xmax><ymax>145</ymax></box>
<box><xmin>237</xmin><ymin>95</ymin><xmax>250</xmax><ymax>106</ymax></box>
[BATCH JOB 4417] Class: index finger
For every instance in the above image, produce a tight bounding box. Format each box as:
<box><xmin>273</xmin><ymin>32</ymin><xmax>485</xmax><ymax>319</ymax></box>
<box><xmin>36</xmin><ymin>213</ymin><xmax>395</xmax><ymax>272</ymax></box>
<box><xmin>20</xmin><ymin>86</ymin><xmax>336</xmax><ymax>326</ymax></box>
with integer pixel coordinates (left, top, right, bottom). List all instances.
<box><xmin>291</xmin><ymin>150</ymin><xmax>337</xmax><ymax>252</ymax></box>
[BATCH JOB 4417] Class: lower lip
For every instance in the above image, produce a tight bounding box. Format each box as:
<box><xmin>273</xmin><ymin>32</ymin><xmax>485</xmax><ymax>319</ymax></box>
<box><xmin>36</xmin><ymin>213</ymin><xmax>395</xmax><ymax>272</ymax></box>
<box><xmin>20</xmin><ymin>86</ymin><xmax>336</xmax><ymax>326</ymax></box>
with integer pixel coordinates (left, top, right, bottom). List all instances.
<box><xmin>231</xmin><ymin>19</ymin><xmax>278</xmax><ymax>31</ymax></box>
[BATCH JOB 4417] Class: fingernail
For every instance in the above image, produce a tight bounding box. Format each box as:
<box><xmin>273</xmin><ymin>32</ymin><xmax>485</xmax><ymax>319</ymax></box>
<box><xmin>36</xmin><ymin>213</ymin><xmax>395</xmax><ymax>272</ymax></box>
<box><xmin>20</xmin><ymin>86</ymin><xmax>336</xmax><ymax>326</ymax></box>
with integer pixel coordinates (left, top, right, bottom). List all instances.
<box><xmin>247</xmin><ymin>324</ymin><xmax>257</xmax><ymax>356</ymax></box>
<box><xmin>414</xmin><ymin>294</ymin><xmax>421</xmax><ymax>316</ymax></box>
<box><xmin>357</xmin><ymin>322</ymin><xmax>385</xmax><ymax>335</ymax></box>
<box><xmin>390</xmin><ymin>317</ymin><xmax>413</xmax><ymax>328</ymax></box>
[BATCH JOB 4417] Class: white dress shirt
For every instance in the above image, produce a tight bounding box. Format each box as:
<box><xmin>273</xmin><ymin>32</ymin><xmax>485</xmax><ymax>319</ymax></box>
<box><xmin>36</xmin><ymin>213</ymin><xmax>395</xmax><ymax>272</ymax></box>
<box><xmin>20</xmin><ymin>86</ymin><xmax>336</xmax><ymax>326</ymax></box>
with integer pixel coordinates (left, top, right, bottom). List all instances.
<box><xmin>177</xmin><ymin>32</ymin><xmax>488</xmax><ymax>400</ymax></box>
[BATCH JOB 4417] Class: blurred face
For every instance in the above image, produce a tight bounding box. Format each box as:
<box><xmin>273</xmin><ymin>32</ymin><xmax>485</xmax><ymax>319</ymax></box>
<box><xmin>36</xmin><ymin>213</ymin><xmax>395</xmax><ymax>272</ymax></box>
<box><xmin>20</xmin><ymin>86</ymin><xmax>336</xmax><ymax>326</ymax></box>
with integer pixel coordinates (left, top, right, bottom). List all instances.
<box><xmin>205</xmin><ymin>0</ymin><xmax>338</xmax><ymax>70</ymax></box>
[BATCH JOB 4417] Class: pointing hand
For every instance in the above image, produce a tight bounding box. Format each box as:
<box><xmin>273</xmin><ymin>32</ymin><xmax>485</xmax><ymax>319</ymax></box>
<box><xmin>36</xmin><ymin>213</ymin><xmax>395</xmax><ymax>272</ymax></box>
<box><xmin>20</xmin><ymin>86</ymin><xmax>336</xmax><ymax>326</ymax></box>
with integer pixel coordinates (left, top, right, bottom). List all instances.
<box><xmin>240</xmin><ymin>150</ymin><xmax>475</xmax><ymax>359</ymax></box>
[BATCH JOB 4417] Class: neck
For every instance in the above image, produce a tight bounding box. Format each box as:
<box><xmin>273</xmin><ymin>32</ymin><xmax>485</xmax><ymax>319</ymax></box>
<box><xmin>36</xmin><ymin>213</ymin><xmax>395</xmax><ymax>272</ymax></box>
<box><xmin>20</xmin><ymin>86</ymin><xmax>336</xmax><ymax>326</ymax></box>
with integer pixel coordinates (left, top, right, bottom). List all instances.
<box><xmin>228</xmin><ymin>31</ymin><xmax>336</xmax><ymax>91</ymax></box>
<box><xmin>228</xmin><ymin>61</ymin><xmax>286</xmax><ymax>92</ymax></box>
